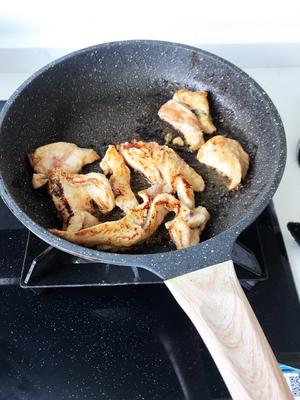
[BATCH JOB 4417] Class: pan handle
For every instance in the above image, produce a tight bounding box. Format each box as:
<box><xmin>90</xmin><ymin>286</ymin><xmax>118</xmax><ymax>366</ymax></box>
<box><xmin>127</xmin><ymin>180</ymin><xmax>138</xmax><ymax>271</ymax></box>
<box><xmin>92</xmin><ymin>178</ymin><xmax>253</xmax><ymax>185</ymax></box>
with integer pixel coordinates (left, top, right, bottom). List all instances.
<box><xmin>165</xmin><ymin>260</ymin><xmax>292</xmax><ymax>400</ymax></box>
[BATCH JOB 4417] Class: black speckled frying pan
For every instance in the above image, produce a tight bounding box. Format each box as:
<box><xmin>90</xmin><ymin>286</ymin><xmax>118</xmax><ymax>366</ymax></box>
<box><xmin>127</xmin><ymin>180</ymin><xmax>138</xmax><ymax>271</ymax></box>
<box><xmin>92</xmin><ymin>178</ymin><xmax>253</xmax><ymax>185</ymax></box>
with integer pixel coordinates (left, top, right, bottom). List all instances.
<box><xmin>0</xmin><ymin>41</ymin><xmax>292</xmax><ymax>399</ymax></box>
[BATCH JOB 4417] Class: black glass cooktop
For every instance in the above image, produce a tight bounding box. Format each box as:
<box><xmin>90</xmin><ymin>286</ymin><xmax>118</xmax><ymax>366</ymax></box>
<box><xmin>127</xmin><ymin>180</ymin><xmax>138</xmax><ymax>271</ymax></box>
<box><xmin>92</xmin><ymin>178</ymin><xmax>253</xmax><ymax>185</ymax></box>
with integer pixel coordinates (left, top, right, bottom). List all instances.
<box><xmin>0</xmin><ymin>102</ymin><xmax>300</xmax><ymax>400</ymax></box>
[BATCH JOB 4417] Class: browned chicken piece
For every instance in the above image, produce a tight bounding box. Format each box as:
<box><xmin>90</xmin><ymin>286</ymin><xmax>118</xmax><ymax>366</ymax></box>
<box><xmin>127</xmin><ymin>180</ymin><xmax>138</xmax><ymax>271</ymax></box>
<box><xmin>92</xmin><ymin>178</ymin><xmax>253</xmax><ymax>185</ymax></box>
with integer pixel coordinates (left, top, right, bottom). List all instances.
<box><xmin>197</xmin><ymin>135</ymin><xmax>250</xmax><ymax>190</ymax></box>
<box><xmin>28</xmin><ymin>142</ymin><xmax>100</xmax><ymax>189</ymax></box>
<box><xmin>50</xmin><ymin>192</ymin><xmax>209</xmax><ymax>250</ymax></box>
<box><xmin>100</xmin><ymin>145</ymin><xmax>138</xmax><ymax>212</ymax></box>
<box><xmin>50</xmin><ymin>192</ymin><xmax>178</xmax><ymax>250</ymax></box>
<box><xmin>48</xmin><ymin>168</ymin><xmax>115</xmax><ymax>232</ymax></box>
<box><xmin>118</xmin><ymin>141</ymin><xmax>205</xmax><ymax>209</ymax></box>
<box><xmin>173</xmin><ymin>89</ymin><xmax>216</xmax><ymax>134</ymax></box>
<box><xmin>165</xmin><ymin>205</ymin><xmax>210</xmax><ymax>249</ymax></box>
<box><xmin>158</xmin><ymin>100</ymin><xmax>205</xmax><ymax>151</ymax></box>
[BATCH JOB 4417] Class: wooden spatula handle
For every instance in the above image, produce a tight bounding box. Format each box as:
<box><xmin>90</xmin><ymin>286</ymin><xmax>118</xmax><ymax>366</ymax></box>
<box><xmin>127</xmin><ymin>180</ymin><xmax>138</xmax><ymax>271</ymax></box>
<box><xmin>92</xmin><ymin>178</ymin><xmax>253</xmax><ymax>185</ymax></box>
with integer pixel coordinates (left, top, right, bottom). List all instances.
<box><xmin>165</xmin><ymin>260</ymin><xmax>292</xmax><ymax>400</ymax></box>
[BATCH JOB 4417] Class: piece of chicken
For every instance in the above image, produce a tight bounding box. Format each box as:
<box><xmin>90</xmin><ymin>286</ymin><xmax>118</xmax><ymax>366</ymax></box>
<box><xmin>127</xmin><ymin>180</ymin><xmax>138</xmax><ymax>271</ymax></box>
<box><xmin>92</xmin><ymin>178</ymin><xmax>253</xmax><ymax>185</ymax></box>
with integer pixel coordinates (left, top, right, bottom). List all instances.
<box><xmin>166</xmin><ymin>205</ymin><xmax>210</xmax><ymax>249</ymax></box>
<box><xmin>118</xmin><ymin>141</ymin><xmax>205</xmax><ymax>209</ymax></box>
<box><xmin>50</xmin><ymin>192</ymin><xmax>210</xmax><ymax>250</ymax></box>
<box><xmin>28</xmin><ymin>142</ymin><xmax>100</xmax><ymax>189</ymax></box>
<box><xmin>173</xmin><ymin>89</ymin><xmax>216</xmax><ymax>134</ymax></box>
<box><xmin>48</xmin><ymin>168</ymin><xmax>115</xmax><ymax>232</ymax></box>
<box><xmin>100</xmin><ymin>145</ymin><xmax>138</xmax><ymax>212</ymax></box>
<box><xmin>50</xmin><ymin>192</ymin><xmax>177</xmax><ymax>250</ymax></box>
<box><xmin>158</xmin><ymin>99</ymin><xmax>205</xmax><ymax>151</ymax></box>
<box><xmin>197</xmin><ymin>135</ymin><xmax>250</xmax><ymax>190</ymax></box>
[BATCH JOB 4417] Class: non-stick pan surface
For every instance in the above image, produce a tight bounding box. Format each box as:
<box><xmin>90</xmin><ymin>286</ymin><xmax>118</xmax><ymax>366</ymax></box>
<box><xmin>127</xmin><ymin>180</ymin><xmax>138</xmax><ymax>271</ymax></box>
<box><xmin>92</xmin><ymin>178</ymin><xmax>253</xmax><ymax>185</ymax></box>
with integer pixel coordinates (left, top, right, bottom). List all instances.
<box><xmin>0</xmin><ymin>41</ymin><xmax>285</xmax><ymax>278</ymax></box>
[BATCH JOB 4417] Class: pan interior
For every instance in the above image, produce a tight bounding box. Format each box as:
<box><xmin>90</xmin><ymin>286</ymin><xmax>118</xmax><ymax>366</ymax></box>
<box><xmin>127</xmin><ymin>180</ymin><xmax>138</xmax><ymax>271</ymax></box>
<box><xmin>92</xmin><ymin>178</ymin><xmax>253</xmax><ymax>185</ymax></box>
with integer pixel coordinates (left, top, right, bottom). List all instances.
<box><xmin>0</xmin><ymin>42</ymin><xmax>284</xmax><ymax>254</ymax></box>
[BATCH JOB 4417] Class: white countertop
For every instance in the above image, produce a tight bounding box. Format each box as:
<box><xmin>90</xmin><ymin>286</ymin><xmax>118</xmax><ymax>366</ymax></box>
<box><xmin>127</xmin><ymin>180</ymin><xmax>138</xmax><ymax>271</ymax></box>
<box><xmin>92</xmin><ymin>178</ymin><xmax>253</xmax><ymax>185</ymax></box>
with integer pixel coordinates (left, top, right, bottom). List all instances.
<box><xmin>0</xmin><ymin>46</ymin><xmax>299</xmax><ymax>298</ymax></box>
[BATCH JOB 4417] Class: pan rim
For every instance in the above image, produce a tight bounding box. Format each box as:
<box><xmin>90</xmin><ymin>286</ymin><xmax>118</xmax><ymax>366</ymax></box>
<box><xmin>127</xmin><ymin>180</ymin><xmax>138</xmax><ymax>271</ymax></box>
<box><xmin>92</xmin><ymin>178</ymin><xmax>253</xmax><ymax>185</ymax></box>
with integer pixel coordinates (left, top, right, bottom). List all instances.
<box><xmin>0</xmin><ymin>40</ymin><xmax>286</xmax><ymax>272</ymax></box>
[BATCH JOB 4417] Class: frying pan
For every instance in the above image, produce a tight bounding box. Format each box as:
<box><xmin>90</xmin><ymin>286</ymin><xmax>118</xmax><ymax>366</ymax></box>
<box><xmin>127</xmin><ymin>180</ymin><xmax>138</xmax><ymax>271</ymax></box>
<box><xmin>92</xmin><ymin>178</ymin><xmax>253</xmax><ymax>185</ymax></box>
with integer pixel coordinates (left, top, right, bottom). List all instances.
<box><xmin>0</xmin><ymin>41</ymin><xmax>292</xmax><ymax>399</ymax></box>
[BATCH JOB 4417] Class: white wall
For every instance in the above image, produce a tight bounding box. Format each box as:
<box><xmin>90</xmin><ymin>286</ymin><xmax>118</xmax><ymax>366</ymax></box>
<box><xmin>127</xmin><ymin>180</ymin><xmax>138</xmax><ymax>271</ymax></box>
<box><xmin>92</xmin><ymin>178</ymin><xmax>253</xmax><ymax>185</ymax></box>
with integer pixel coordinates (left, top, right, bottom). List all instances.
<box><xmin>1</xmin><ymin>0</ymin><xmax>300</xmax><ymax>48</ymax></box>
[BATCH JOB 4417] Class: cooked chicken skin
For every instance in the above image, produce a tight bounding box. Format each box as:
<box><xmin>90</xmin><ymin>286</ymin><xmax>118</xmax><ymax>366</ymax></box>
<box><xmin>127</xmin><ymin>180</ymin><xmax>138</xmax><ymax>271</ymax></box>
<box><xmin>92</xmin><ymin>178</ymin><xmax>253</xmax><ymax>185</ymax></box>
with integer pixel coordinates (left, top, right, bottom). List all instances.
<box><xmin>100</xmin><ymin>145</ymin><xmax>138</xmax><ymax>212</ymax></box>
<box><xmin>28</xmin><ymin>142</ymin><xmax>100</xmax><ymax>188</ymax></box>
<box><xmin>50</xmin><ymin>192</ymin><xmax>210</xmax><ymax>250</ymax></box>
<box><xmin>197</xmin><ymin>135</ymin><xmax>250</xmax><ymax>190</ymax></box>
<box><xmin>48</xmin><ymin>168</ymin><xmax>115</xmax><ymax>232</ymax></box>
<box><xmin>158</xmin><ymin>100</ymin><xmax>205</xmax><ymax>151</ymax></box>
<box><xmin>173</xmin><ymin>89</ymin><xmax>216</xmax><ymax>134</ymax></box>
<box><xmin>118</xmin><ymin>141</ymin><xmax>205</xmax><ymax>209</ymax></box>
